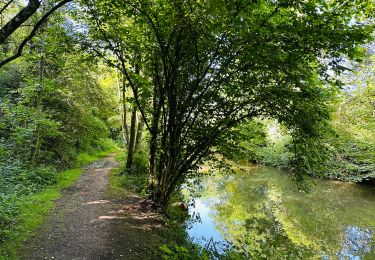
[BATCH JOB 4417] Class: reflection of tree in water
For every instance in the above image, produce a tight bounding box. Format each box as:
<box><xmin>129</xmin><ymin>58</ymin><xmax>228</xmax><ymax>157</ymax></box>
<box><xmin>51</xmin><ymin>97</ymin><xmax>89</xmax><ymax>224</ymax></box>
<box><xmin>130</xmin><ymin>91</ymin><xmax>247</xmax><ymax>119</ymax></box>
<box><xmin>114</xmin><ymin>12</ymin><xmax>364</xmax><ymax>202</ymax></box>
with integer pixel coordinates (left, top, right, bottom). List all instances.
<box><xmin>338</xmin><ymin>226</ymin><xmax>375</xmax><ymax>259</ymax></box>
<box><xmin>191</xmin><ymin>168</ymin><xmax>375</xmax><ymax>259</ymax></box>
<box><xmin>212</xmin><ymin>183</ymin><xmax>313</xmax><ymax>259</ymax></box>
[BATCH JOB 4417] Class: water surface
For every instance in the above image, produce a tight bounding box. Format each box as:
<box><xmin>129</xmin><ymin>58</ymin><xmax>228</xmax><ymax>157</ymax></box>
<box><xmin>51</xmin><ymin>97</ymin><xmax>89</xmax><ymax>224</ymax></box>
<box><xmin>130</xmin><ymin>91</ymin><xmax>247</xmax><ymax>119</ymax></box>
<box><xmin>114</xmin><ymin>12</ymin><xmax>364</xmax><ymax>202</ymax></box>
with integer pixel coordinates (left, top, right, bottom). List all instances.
<box><xmin>186</xmin><ymin>165</ymin><xmax>375</xmax><ymax>259</ymax></box>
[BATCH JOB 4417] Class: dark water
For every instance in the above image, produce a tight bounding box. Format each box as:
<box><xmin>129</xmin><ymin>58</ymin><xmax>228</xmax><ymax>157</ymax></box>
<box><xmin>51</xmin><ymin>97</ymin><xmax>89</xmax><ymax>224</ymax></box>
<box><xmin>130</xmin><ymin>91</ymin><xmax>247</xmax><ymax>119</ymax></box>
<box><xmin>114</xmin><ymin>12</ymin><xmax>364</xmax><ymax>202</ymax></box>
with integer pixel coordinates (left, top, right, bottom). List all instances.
<box><xmin>186</xmin><ymin>165</ymin><xmax>375</xmax><ymax>259</ymax></box>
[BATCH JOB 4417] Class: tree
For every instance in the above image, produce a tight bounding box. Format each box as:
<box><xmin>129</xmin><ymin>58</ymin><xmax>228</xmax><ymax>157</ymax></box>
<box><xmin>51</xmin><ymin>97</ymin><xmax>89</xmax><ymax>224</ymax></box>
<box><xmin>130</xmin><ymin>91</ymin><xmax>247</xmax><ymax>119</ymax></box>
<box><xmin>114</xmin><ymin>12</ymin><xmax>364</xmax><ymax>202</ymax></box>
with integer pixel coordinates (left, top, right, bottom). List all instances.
<box><xmin>329</xmin><ymin>53</ymin><xmax>375</xmax><ymax>181</ymax></box>
<box><xmin>81</xmin><ymin>0</ymin><xmax>373</xmax><ymax>207</ymax></box>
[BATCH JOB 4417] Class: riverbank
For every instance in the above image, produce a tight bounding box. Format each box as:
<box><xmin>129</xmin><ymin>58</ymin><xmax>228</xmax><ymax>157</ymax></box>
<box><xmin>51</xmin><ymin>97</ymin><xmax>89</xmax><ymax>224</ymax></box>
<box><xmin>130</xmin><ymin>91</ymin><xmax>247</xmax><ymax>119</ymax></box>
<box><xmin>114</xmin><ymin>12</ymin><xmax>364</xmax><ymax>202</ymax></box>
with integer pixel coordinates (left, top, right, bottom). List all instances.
<box><xmin>106</xmin><ymin>153</ymin><xmax>203</xmax><ymax>259</ymax></box>
<box><xmin>107</xmin><ymin>152</ymin><xmax>216</xmax><ymax>259</ymax></box>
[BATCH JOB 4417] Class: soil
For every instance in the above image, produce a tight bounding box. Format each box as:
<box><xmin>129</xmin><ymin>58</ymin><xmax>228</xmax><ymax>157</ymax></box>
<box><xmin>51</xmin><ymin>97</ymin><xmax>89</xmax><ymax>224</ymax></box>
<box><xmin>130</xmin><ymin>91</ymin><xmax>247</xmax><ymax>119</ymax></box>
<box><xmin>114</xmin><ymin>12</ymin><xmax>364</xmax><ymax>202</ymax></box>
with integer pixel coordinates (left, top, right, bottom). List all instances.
<box><xmin>20</xmin><ymin>154</ymin><xmax>168</xmax><ymax>260</ymax></box>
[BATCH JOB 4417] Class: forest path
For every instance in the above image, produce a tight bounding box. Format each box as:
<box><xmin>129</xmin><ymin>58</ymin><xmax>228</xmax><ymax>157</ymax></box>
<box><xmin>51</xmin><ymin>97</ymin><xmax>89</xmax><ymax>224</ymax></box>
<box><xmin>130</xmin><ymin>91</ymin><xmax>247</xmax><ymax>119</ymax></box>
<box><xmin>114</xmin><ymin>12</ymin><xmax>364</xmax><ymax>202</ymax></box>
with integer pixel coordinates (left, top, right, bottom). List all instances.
<box><xmin>20</xmin><ymin>154</ymin><xmax>164</xmax><ymax>260</ymax></box>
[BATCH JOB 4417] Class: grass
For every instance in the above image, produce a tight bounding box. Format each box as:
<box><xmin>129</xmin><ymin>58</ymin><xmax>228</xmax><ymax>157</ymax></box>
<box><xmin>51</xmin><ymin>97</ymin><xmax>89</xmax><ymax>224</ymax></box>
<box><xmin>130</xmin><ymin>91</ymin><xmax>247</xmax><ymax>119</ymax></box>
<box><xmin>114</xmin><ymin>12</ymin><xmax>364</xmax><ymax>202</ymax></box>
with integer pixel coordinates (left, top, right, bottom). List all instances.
<box><xmin>76</xmin><ymin>138</ymin><xmax>120</xmax><ymax>167</ymax></box>
<box><xmin>0</xmin><ymin>169</ymin><xmax>82</xmax><ymax>260</ymax></box>
<box><xmin>0</xmin><ymin>146</ymin><xmax>119</xmax><ymax>260</ymax></box>
<box><xmin>106</xmin><ymin>150</ymin><xmax>149</xmax><ymax>200</ymax></box>
<box><xmin>106</xmin><ymin>151</ymin><xmax>128</xmax><ymax>200</ymax></box>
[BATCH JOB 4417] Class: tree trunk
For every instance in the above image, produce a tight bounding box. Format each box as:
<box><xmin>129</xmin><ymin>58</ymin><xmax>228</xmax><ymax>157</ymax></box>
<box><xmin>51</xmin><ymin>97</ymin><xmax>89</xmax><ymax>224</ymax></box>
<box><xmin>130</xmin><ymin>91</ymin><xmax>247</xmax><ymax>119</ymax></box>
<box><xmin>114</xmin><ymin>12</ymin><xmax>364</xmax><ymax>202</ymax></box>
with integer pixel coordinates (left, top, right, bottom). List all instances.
<box><xmin>122</xmin><ymin>75</ymin><xmax>129</xmax><ymax>145</ymax></box>
<box><xmin>148</xmin><ymin>90</ymin><xmax>162</xmax><ymax>196</ymax></box>
<box><xmin>116</xmin><ymin>68</ymin><xmax>129</xmax><ymax>146</ymax></box>
<box><xmin>134</xmin><ymin>116</ymin><xmax>144</xmax><ymax>152</ymax></box>
<box><xmin>148</xmin><ymin>128</ymin><xmax>157</xmax><ymax>194</ymax></box>
<box><xmin>126</xmin><ymin>106</ymin><xmax>137</xmax><ymax>171</ymax></box>
<box><xmin>32</xmin><ymin>49</ymin><xmax>44</xmax><ymax>165</ymax></box>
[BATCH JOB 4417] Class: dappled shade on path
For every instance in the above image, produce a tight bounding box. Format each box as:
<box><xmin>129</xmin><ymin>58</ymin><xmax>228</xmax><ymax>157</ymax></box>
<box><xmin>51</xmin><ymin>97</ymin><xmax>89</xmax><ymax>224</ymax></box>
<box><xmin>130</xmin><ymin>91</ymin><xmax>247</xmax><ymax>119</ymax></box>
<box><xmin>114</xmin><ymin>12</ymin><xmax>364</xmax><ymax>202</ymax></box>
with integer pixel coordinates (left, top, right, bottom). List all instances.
<box><xmin>20</xmin><ymin>154</ymin><xmax>166</xmax><ymax>260</ymax></box>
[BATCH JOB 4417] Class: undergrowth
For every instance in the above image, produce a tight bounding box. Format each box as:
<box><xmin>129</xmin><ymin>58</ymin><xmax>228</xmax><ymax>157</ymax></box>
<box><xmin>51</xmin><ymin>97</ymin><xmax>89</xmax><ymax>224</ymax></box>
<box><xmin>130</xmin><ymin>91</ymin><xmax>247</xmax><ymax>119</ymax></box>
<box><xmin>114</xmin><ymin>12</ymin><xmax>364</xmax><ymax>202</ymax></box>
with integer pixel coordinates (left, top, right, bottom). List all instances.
<box><xmin>107</xmin><ymin>150</ymin><xmax>148</xmax><ymax>199</ymax></box>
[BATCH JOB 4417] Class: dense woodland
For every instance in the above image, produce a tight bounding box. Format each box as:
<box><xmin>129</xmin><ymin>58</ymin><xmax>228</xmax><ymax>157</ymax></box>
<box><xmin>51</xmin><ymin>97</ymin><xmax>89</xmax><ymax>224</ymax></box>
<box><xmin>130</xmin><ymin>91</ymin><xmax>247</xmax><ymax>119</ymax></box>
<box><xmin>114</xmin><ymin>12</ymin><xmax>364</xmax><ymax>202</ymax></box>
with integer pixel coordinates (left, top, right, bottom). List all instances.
<box><xmin>0</xmin><ymin>0</ymin><xmax>374</xmax><ymax>258</ymax></box>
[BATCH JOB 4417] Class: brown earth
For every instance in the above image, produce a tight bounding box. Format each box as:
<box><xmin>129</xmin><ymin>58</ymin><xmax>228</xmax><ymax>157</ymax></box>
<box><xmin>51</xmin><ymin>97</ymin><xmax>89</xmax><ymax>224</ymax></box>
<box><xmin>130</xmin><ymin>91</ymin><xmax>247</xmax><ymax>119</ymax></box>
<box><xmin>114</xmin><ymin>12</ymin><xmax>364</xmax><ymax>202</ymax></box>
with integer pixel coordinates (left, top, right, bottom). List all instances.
<box><xmin>20</xmin><ymin>154</ymin><xmax>169</xmax><ymax>260</ymax></box>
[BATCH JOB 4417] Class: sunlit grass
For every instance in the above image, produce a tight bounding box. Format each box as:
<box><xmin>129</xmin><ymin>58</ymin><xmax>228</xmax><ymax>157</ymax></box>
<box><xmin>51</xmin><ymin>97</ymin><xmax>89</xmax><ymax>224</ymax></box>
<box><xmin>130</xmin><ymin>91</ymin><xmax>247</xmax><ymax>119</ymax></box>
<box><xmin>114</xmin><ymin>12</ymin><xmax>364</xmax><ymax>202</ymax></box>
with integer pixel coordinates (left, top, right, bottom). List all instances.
<box><xmin>76</xmin><ymin>139</ymin><xmax>120</xmax><ymax>167</ymax></box>
<box><xmin>106</xmin><ymin>151</ymin><xmax>128</xmax><ymax>200</ymax></box>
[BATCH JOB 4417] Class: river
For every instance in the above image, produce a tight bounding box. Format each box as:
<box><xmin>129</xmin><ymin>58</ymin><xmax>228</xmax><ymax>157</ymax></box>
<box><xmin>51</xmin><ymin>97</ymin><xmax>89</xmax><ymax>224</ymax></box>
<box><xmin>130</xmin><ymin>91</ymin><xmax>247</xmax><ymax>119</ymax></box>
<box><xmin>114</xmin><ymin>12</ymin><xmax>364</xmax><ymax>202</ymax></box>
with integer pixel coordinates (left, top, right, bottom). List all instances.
<box><xmin>185</xmin><ymin>164</ymin><xmax>375</xmax><ymax>259</ymax></box>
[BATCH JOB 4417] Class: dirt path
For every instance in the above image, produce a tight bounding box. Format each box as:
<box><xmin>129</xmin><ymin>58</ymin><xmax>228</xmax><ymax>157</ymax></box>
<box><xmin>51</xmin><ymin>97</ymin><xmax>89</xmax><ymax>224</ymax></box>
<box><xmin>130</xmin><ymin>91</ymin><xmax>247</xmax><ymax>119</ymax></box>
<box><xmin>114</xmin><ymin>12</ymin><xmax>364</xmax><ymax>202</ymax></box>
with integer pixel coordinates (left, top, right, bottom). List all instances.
<box><xmin>20</xmin><ymin>154</ymin><xmax>166</xmax><ymax>260</ymax></box>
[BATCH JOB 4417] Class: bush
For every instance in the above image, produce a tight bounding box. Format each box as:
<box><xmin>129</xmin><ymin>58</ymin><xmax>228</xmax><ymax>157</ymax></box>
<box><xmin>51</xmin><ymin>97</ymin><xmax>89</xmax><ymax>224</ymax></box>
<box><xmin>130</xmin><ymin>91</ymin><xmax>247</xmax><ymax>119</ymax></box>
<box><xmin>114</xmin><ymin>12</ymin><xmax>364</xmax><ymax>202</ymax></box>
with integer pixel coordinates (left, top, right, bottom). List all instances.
<box><xmin>0</xmin><ymin>162</ymin><xmax>57</xmax><ymax>195</ymax></box>
<box><xmin>0</xmin><ymin>194</ymin><xmax>18</xmax><ymax>242</ymax></box>
<box><xmin>259</xmin><ymin>136</ymin><xmax>293</xmax><ymax>170</ymax></box>
<box><xmin>0</xmin><ymin>162</ymin><xmax>56</xmax><ymax>243</ymax></box>
<box><xmin>95</xmin><ymin>138</ymin><xmax>118</xmax><ymax>151</ymax></box>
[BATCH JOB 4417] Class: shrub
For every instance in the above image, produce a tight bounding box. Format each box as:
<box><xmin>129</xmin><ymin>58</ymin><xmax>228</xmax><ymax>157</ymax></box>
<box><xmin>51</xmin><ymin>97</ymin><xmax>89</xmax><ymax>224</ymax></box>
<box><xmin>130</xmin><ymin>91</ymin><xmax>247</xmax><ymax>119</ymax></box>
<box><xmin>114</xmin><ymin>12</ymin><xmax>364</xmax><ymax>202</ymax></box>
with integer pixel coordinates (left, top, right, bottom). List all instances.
<box><xmin>0</xmin><ymin>194</ymin><xmax>18</xmax><ymax>242</ymax></box>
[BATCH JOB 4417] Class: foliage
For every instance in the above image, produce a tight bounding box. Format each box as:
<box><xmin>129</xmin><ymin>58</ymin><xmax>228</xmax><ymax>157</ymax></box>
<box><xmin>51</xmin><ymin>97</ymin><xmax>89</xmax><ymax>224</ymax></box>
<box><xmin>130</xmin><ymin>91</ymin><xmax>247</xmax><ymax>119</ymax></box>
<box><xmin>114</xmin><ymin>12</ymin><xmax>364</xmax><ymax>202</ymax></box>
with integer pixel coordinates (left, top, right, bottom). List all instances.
<box><xmin>0</xmin><ymin>99</ymin><xmax>60</xmax><ymax>163</ymax></box>
<box><xmin>0</xmin><ymin>0</ymin><xmax>373</xmax><ymax>257</ymax></box>
<box><xmin>259</xmin><ymin>135</ymin><xmax>293</xmax><ymax>170</ymax></box>
<box><xmin>248</xmin><ymin>54</ymin><xmax>375</xmax><ymax>182</ymax></box>
<box><xmin>0</xmin><ymin>166</ymin><xmax>85</xmax><ymax>259</ymax></box>
<box><xmin>81</xmin><ymin>0</ymin><xmax>373</xmax><ymax>207</ymax></box>
<box><xmin>160</xmin><ymin>244</ymin><xmax>210</xmax><ymax>260</ymax></box>
<box><xmin>217</xmin><ymin>120</ymin><xmax>267</xmax><ymax>163</ymax></box>
<box><xmin>327</xmin><ymin>56</ymin><xmax>375</xmax><ymax>182</ymax></box>
<box><xmin>0</xmin><ymin>0</ymin><xmax>73</xmax><ymax>68</ymax></box>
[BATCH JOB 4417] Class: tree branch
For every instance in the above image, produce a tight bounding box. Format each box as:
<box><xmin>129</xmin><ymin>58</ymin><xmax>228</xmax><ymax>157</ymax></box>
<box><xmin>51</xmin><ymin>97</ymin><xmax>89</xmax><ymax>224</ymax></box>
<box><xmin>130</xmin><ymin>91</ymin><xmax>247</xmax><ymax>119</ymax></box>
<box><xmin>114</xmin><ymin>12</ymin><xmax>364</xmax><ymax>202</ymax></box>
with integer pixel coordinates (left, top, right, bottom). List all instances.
<box><xmin>0</xmin><ymin>0</ymin><xmax>72</xmax><ymax>68</ymax></box>
<box><xmin>0</xmin><ymin>0</ymin><xmax>41</xmax><ymax>44</ymax></box>
<box><xmin>0</xmin><ymin>0</ymin><xmax>14</xmax><ymax>15</ymax></box>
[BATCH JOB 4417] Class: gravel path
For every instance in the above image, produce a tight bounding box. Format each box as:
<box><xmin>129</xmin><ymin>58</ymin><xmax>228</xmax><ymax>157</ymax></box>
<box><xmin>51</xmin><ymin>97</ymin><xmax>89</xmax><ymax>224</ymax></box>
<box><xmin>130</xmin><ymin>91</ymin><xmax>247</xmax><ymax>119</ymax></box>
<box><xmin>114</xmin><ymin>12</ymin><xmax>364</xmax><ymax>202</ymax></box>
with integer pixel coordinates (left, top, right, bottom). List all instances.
<box><xmin>20</xmin><ymin>154</ymin><xmax>165</xmax><ymax>260</ymax></box>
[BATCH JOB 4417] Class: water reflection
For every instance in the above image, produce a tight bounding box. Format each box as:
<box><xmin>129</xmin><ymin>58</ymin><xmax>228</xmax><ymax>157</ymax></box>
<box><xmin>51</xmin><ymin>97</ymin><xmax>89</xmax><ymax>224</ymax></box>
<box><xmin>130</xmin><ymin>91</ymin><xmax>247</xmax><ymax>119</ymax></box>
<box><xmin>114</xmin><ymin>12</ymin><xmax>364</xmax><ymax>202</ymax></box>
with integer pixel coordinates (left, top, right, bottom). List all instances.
<box><xmin>339</xmin><ymin>226</ymin><xmax>375</xmax><ymax>259</ymax></box>
<box><xmin>186</xmin><ymin>166</ymin><xmax>375</xmax><ymax>259</ymax></box>
<box><xmin>188</xmin><ymin>200</ymin><xmax>223</xmax><ymax>241</ymax></box>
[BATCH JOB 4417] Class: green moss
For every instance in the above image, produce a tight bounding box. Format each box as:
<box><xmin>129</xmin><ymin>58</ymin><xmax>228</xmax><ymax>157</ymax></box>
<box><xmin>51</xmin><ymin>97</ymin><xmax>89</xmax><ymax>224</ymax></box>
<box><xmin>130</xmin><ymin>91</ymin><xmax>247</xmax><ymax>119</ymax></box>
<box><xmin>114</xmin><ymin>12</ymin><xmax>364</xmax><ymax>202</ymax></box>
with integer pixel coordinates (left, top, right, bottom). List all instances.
<box><xmin>0</xmin><ymin>150</ymin><xmax>116</xmax><ymax>260</ymax></box>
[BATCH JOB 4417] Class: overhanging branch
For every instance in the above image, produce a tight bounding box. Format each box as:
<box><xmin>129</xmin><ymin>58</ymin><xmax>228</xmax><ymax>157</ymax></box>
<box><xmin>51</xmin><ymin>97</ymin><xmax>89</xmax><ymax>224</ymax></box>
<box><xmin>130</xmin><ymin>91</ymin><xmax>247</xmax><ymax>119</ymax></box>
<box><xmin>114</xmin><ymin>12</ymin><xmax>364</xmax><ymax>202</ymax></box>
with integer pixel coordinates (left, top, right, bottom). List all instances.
<box><xmin>0</xmin><ymin>0</ymin><xmax>14</xmax><ymax>15</ymax></box>
<box><xmin>0</xmin><ymin>0</ymin><xmax>72</xmax><ymax>69</ymax></box>
<box><xmin>0</xmin><ymin>0</ymin><xmax>41</xmax><ymax>44</ymax></box>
